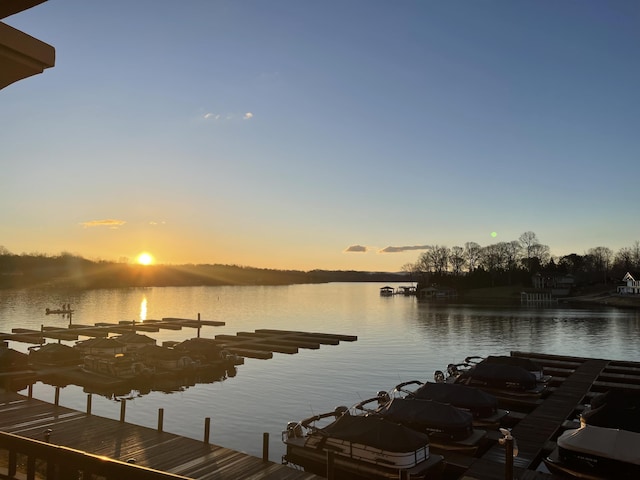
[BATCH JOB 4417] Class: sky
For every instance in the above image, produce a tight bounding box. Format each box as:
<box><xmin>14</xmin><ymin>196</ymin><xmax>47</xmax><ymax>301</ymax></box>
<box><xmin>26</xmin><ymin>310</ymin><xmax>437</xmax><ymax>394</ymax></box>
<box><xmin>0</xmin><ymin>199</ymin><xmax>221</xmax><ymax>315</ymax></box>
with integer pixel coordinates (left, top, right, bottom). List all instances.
<box><xmin>2</xmin><ymin>0</ymin><xmax>639</xmax><ymax>272</ymax></box>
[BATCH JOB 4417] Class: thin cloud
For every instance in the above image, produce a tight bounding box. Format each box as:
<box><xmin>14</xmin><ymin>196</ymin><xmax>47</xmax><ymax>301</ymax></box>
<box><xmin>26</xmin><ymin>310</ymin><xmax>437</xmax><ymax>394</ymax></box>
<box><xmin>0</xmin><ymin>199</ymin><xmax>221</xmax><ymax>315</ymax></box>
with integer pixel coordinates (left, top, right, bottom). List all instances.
<box><xmin>202</xmin><ymin>112</ymin><xmax>253</xmax><ymax>121</ymax></box>
<box><xmin>379</xmin><ymin>245</ymin><xmax>431</xmax><ymax>253</ymax></box>
<box><xmin>81</xmin><ymin>219</ymin><xmax>126</xmax><ymax>229</ymax></box>
<box><xmin>345</xmin><ymin>245</ymin><xmax>368</xmax><ymax>253</ymax></box>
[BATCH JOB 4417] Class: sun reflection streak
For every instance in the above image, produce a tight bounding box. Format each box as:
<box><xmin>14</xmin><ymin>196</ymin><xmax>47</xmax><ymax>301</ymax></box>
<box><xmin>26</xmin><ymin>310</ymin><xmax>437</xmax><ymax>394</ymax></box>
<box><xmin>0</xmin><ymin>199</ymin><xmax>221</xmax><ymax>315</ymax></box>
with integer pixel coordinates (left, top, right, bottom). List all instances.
<box><xmin>140</xmin><ymin>295</ymin><xmax>147</xmax><ymax>321</ymax></box>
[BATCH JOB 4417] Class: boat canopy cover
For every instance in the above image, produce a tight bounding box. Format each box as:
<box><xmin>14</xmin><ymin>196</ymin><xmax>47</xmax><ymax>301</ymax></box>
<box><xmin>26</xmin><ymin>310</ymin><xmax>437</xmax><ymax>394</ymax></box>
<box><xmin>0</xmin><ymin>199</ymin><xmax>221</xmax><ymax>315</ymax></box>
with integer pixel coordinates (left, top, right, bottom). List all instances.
<box><xmin>558</xmin><ymin>426</ymin><xmax>640</xmax><ymax>466</ymax></box>
<box><xmin>318</xmin><ymin>414</ymin><xmax>430</xmax><ymax>452</ymax></box>
<box><xmin>466</xmin><ymin>363</ymin><xmax>537</xmax><ymax>390</ymax></box>
<box><xmin>481</xmin><ymin>355</ymin><xmax>542</xmax><ymax>372</ymax></box>
<box><xmin>584</xmin><ymin>389</ymin><xmax>640</xmax><ymax>433</ymax></box>
<box><xmin>378</xmin><ymin>398</ymin><xmax>472</xmax><ymax>431</ymax></box>
<box><xmin>413</xmin><ymin>382</ymin><xmax>497</xmax><ymax>416</ymax></box>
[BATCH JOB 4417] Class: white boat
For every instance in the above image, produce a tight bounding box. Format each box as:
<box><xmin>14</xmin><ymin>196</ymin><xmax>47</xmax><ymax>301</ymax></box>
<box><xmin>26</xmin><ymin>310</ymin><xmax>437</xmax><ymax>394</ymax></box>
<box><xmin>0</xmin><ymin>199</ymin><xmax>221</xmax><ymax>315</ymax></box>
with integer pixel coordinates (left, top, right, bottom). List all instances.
<box><xmin>544</xmin><ymin>425</ymin><xmax>640</xmax><ymax>479</ymax></box>
<box><xmin>283</xmin><ymin>408</ymin><xmax>444</xmax><ymax>479</ymax></box>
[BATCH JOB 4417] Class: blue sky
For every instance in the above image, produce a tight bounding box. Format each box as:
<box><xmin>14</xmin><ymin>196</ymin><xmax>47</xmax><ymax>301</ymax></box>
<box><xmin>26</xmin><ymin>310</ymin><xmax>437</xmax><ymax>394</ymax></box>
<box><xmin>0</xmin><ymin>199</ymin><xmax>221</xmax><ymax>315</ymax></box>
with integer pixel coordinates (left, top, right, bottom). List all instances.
<box><xmin>2</xmin><ymin>1</ymin><xmax>639</xmax><ymax>271</ymax></box>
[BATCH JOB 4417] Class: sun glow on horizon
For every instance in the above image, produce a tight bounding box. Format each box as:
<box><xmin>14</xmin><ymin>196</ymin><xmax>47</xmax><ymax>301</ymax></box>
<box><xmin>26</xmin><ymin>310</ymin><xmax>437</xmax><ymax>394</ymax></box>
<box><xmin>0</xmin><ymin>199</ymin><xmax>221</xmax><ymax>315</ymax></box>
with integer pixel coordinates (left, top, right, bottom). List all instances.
<box><xmin>136</xmin><ymin>252</ymin><xmax>154</xmax><ymax>265</ymax></box>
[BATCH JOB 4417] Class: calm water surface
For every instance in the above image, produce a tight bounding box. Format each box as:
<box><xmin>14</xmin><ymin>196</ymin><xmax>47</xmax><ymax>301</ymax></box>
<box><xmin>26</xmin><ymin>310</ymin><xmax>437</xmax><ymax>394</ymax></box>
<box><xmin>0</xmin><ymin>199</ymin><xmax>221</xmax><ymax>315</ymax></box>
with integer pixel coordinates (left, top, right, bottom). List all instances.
<box><xmin>1</xmin><ymin>283</ymin><xmax>639</xmax><ymax>460</ymax></box>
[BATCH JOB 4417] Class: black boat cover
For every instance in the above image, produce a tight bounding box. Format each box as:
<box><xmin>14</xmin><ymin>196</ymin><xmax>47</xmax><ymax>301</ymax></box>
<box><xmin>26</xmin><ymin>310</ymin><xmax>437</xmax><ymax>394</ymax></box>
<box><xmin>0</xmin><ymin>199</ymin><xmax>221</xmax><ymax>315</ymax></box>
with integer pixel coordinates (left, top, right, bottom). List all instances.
<box><xmin>464</xmin><ymin>363</ymin><xmax>537</xmax><ymax>390</ymax></box>
<box><xmin>583</xmin><ymin>389</ymin><xmax>640</xmax><ymax>433</ymax></box>
<box><xmin>481</xmin><ymin>355</ymin><xmax>541</xmax><ymax>372</ymax></box>
<box><xmin>318</xmin><ymin>414</ymin><xmax>430</xmax><ymax>452</ymax></box>
<box><xmin>412</xmin><ymin>382</ymin><xmax>498</xmax><ymax>417</ymax></box>
<box><xmin>378</xmin><ymin>398</ymin><xmax>473</xmax><ymax>440</ymax></box>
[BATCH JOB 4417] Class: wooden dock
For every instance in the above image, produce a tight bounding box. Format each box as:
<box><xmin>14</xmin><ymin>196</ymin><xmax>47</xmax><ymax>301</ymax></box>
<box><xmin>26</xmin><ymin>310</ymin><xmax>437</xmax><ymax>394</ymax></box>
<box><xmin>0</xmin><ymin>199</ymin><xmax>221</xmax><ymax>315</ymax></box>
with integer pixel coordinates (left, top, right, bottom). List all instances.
<box><xmin>456</xmin><ymin>351</ymin><xmax>640</xmax><ymax>479</ymax></box>
<box><xmin>0</xmin><ymin>390</ymin><xmax>321</xmax><ymax>480</ymax></box>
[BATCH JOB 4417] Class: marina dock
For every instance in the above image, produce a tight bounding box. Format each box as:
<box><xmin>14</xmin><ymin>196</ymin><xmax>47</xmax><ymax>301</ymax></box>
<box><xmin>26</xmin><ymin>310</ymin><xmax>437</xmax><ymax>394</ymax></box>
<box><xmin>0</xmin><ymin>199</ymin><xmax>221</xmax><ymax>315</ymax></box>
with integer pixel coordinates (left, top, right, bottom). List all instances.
<box><xmin>1</xmin><ymin>349</ymin><xmax>639</xmax><ymax>479</ymax></box>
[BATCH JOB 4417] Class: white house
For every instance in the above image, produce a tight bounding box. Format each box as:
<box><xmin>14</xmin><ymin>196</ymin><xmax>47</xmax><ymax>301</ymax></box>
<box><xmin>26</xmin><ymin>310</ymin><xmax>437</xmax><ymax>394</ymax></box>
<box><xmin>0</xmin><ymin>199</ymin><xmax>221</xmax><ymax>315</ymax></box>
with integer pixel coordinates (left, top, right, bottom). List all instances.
<box><xmin>617</xmin><ymin>272</ymin><xmax>640</xmax><ymax>295</ymax></box>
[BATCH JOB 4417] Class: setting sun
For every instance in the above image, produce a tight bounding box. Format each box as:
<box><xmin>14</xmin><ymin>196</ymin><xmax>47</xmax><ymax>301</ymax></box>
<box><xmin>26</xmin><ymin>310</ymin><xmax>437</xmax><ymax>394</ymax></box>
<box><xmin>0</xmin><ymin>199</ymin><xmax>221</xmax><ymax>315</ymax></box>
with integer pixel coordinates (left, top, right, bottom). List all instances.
<box><xmin>136</xmin><ymin>252</ymin><xmax>154</xmax><ymax>265</ymax></box>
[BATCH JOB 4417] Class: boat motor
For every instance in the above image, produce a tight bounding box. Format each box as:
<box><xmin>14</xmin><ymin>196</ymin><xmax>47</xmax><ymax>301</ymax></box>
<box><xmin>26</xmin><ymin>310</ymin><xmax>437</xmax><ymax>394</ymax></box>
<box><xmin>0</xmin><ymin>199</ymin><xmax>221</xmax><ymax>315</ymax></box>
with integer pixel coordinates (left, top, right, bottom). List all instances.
<box><xmin>286</xmin><ymin>421</ymin><xmax>303</xmax><ymax>438</ymax></box>
<box><xmin>376</xmin><ymin>391</ymin><xmax>390</xmax><ymax>405</ymax></box>
<box><xmin>333</xmin><ymin>405</ymin><xmax>349</xmax><ymax>418</ymax></box>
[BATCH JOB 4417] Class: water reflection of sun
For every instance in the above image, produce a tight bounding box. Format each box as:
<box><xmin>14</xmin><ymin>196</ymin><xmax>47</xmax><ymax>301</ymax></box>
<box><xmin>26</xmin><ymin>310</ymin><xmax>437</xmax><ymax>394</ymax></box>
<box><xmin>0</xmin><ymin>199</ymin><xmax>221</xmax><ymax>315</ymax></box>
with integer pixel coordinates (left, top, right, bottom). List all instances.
<box><xmin>136</xmin><ymin>252</ymin><xmax>154</xmax><ymax>265</ymax></box>
<box><xmin>140</xmin><ymin>296</ymin><xmax>147</xmax><ymax>321</ymax></box>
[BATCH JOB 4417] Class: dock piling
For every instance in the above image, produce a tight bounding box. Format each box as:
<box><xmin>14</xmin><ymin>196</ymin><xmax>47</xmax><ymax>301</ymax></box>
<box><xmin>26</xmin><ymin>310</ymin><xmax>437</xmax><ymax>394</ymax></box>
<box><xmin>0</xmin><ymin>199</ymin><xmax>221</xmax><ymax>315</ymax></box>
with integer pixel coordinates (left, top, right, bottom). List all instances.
<box><xmin>120</xmin><ymin>399</ymin><xmax>126</xmax><ymax>422</ymax></box>
<box><xmin>326</xmin><ymin>450</ymin><xmax>335</xmax><ymax>480</ymax></box>
<box><xmin>262</xmin><ymin>432</ymin><xmax>269</xmax><ymax>462</ymax></box>
<box><xmin>54</xmin><ymin>386</ymin><xmax>60</xmax><ymax>406</ymax></box>
<box><xmin>158</xmin><ymin>408</ymin><xmax>164</xmax><ymax>432</ymax></box>
<box><xmin>86</xmin><ymin>394</ymin><xmax>92</xmax><ymax>415</ymax></box>
<box><xmin>499</xmin><ymin>428</ymin><xmax>515</xmax><ymax>480</ymax></box>
<box><xmin>204</xmin><ymin>417</ymin><xmax>211</xmax><ymax>443</ymax></box>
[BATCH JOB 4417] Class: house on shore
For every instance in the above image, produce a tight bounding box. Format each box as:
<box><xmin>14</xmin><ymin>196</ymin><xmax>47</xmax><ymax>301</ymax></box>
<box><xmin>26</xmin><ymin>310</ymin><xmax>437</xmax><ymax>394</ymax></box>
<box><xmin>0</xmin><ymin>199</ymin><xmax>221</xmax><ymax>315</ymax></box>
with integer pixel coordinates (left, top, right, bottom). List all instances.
<box><xmin>617</xmin><ymin>272</ymin><xmax>640</xmax><ymax>295</ymax></box>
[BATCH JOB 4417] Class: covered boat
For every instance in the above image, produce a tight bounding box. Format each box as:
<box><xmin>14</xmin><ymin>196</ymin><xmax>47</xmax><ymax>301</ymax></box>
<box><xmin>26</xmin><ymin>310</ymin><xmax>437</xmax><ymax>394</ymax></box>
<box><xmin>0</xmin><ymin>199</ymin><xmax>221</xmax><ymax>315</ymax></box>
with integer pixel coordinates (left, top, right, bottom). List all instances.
<box><xmin>357</xmin><ymin>395</ymin><xmax>487</xmax><ymax>455</ymax></box>
<box><xmin>581</xmin><ymin>389</ymin><xmax>640</xmax><ymax>432</ymax></box>
<box><xmin>544</xmin><ymin>425</ymin><xmax>640</xmax><ymax>479</ymax></box>
<box><xmin>449</xmin><ymin>362</ymin><xmax>545</xmax><ymax>399</ymax></box>
<box><xmin>466</xmin><ymin>355</ymin><xmax>550</xmax><ymax>382</ymax></box>
<box><xmin>395</xmin><ymin>380</ymin><xmax>508</xmax><ymax>428</ymax></box>
<box><xmin>283</xmin><ymin>409</ymin><xmax>444</xmax><ymax>480</ymax></box>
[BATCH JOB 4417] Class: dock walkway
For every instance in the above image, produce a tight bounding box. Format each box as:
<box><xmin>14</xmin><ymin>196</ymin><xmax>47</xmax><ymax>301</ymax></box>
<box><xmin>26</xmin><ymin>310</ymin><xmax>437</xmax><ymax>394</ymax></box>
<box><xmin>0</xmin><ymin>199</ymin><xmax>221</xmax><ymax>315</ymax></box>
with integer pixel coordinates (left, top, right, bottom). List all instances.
<box><xmin>0</xmin><ymin>390</ymin><xmax>320</xmax><ymax>480</ymax></box>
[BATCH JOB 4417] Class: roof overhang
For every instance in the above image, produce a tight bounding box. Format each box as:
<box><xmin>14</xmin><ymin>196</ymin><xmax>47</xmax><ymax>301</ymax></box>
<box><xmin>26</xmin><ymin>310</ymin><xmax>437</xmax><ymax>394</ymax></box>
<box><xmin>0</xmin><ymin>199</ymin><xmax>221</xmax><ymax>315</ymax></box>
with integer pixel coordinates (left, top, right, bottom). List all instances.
<box><xmin>0</xmin><ymin>0</ymin><xmax>55</xmax><ymax>90</ymax></box>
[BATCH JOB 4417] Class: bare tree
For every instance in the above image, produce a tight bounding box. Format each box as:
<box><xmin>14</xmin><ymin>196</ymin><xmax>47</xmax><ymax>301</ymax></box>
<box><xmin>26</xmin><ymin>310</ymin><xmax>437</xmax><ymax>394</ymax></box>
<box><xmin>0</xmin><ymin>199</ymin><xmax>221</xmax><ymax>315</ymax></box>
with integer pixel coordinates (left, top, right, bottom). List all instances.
<box><xmin>464</xmin><ymin>242</ymin><xmax>481</xmax><ymax>272</ymax></box>
<box><xmin>519</xmin><ymin>231</ymin><xmax>539</xmax><ymax>272</ymax></box>
<box><xmin>588</xmin><ymin>246</ymin><xmax>613</xmax><ymax>283</ymax></box>
<box><xmin>450</xmin><ymin>246</ymin><xmax>466</xmax><ymax>275</ymax></box>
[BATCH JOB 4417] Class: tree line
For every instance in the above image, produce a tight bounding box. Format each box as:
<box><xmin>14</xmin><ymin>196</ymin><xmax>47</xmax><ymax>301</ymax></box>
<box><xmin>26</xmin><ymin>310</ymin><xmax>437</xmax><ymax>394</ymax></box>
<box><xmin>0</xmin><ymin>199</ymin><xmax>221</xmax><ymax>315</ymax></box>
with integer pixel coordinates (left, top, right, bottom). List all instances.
<box><xmin>404</xmin><ymin>231</ymin><xmax>640</xmax><ymax>290</ymax></box>
<box><xmin>0</xmin><ymin>247</ymin><xmax>406</xmax><ymax>289</ymax></box>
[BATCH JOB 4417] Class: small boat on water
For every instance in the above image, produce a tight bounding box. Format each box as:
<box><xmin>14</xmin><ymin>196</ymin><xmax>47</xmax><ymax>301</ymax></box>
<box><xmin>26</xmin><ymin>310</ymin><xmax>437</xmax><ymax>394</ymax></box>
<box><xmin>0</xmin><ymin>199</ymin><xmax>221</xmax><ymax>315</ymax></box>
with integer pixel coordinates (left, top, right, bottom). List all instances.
<box><xmin>393</xmin><ymin>380</ymin><xmax>509</xmax><ymax>429</ymax></box>
<box><xmin>45</xmin><ymin>307</ymin><xmax>74</xmax><ymax>315</ymax></box>
<box><xmin>544</xmin><ymin>425</ymin><xmax>640</xmax><ymax>479</ymax></box>
<box><xmin>355</xmin><ymin>393</ymin><xmax>487</xmax><ymax>455</ymax></box>
<box><xmin>283</xmin><ymin>407</ymin><xmax>444</xmax><ymax>480</ymax></box>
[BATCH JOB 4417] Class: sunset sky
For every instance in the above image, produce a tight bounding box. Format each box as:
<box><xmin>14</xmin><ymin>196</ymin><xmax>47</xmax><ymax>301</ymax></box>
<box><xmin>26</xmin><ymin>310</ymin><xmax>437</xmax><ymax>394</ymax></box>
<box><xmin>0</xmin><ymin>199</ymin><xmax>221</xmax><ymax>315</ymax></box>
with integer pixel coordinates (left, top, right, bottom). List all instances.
<box><xmin>2</xmin><ymin>1</ymin><xmax>639</xmax><ymax>271</ymax></box>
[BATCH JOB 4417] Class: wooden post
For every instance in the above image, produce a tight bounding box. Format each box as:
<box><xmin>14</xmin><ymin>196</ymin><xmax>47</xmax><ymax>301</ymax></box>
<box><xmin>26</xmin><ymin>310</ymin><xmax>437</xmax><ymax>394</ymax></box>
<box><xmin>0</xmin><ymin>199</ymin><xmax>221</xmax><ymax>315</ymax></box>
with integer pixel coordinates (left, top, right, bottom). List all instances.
<box><xmin>28</xmin><ymin>383</ymin><xmax>33</xmax><ymax>398</ymax></box>
<box><xmin>27</xmin><ymin>455</ymin><xmax>35</xmax><ymax>480</ymax></box>
<box><xmin>54</xmin><ymin>386</ymin><xmax>60</xmax><ymax>406</ymax></box>
<box><xmin>8</xmin><ymin>451</ymin><xmax>16</xmax><ymax>477</ymax></box>
<box><xmin>326</xmin><ymin>450</ymin><xmax>335</xmax><ymax>480</ymax></box>
<box><xmin>197</xmin><ymin>313</ymin><xmax>201</xmax><ymax>338</ymax></box>
<box><xmin>505</xmin><ymin>435</ymin><xmax>514</xmax><ymax>480</ymax></box>
<box><xmin>120</xmin><ymin>399</ymin><xmax>126</xmax><ymax>422</ymax></box>
<box><xmin>204</xmin><ymin>417</ymin><xmax>211</xmax><ymax>443</ymax></box>
<box><xmin>158</xmin><ymin>408</ymin><xmax>164</xmax><ymax>432</ymax></box>
<box><xmin>262</xmin><ymin>432</ymin><xmax>269</xmax><ymax>462</ymax></box>
<box><xmin>86</xmin><ymin>394</ymin><xmax>92</xmax><ymax>415</ymax></box>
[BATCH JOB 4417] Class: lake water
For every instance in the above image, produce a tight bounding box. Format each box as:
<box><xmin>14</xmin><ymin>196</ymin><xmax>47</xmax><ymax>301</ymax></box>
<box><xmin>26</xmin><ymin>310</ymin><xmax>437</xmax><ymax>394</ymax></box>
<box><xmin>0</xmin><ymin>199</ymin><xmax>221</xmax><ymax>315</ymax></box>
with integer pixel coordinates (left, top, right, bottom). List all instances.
<box><xmin>1</xmin><ymin>282</ymin><xmax>640</xmax><ymax>461</ymax></box>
